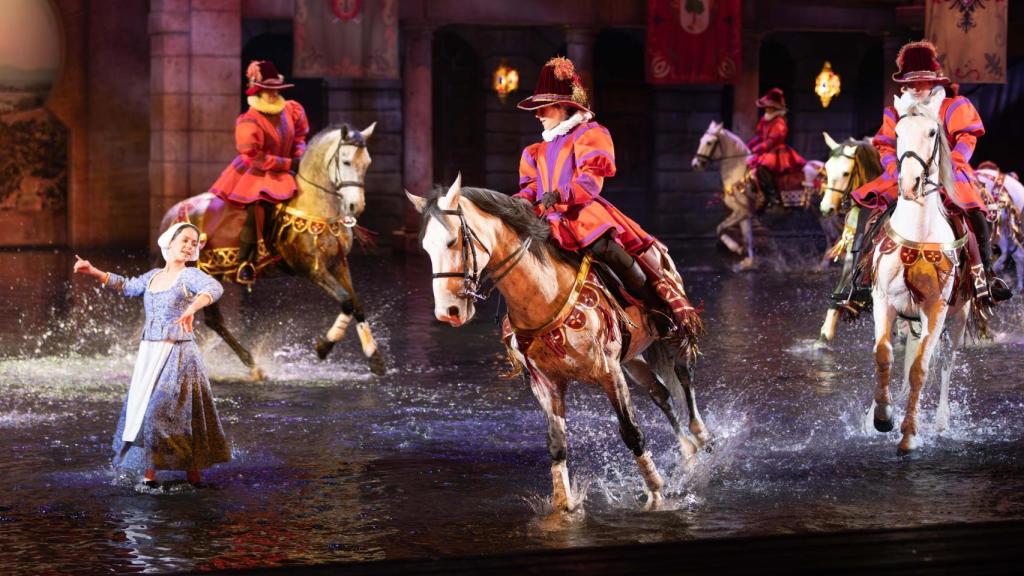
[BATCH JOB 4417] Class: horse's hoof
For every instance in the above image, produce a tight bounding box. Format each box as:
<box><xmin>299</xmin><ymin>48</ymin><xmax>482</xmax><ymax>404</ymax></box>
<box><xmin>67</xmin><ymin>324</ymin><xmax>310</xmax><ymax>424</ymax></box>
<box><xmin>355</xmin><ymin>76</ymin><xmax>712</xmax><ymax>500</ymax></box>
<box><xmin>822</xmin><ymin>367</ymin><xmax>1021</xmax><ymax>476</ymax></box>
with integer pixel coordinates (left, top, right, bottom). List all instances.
<box><xmin>368</xmin><ymin>352</ymin><xmax>386</xmax><ymax>376</ymax></box>
<box><xmin>897</xmin><ymin>436</ymin><xmax>919</xmax><ymax>456</ymax></box>
<box><xmin>735</xmin><ymin>257</ymin><xmax>756</xmax><ymax>271</ymax></box>
<box><xmin>812</xmin><ymin>334</ymin><xmax>831</xmax><ymax>349</ymax></box>
<box><xmin>873</xmin><ymin>417</ymin><xmax>894</xmax><ymax>433</ymax></box>
<box><xmin>248</xmin><ymin>366</ymin><xmax>266</xmax><ymax>382</ymax></box>
<box><xmin>643</xmin><ymin>491</ymin><xmax>664</xmax><ymax>511</ymax></box>
<box><xmin>314</xmin><ymin>338</ymin><xmax>334</xmax><ymax>361</ymax></box>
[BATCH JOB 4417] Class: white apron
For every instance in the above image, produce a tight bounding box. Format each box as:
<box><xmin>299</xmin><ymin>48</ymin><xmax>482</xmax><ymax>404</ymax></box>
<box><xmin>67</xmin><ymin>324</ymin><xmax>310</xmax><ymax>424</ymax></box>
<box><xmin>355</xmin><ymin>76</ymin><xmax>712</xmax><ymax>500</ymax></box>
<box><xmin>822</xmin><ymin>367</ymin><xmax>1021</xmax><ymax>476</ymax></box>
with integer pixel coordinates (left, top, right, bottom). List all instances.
<box><xmin>121</xmin><ymin>340</ymin><xmax>174</xmax><ymax>442</ymax></box>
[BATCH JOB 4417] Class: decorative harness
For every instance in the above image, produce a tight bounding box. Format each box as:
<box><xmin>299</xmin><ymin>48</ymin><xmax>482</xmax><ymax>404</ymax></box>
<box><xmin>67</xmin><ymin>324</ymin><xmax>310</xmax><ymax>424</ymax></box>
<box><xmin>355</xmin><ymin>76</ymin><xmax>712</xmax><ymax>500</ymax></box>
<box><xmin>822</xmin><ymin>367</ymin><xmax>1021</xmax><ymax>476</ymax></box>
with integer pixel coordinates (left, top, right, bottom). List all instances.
<box><xmin>294</xmin><ymin>129</ymin><xmax>367</xmax><ymax>212</ymax></box>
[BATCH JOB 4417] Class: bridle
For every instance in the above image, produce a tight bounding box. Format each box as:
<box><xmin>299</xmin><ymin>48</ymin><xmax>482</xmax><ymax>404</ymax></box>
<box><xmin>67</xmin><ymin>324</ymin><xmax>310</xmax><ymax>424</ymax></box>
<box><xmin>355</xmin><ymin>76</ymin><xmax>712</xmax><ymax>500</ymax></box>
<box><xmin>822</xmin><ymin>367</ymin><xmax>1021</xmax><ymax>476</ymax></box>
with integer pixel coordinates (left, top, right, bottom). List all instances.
<box><xmin>695</xmin><ymin>130</ymin><xmax>749</xmax><ymax>164</ymax></box>
<box><xmin>430</xmin><ymin>205</ymin><xmax>533</xmax><ymax>302</ymax></box>
<box><xmin>897</xmin><ymin>113</ymin><xmax>942</xmax><ymax>199</ymax></box>
<box><xmin>296</xmin><ymin>130</ymin><xmax>367</xmax><ymax>204</ymax></box>
<box><xmin>823</xmin><ymin>148</ymin><xmax>858</xmax><ymax>198</ymax></box>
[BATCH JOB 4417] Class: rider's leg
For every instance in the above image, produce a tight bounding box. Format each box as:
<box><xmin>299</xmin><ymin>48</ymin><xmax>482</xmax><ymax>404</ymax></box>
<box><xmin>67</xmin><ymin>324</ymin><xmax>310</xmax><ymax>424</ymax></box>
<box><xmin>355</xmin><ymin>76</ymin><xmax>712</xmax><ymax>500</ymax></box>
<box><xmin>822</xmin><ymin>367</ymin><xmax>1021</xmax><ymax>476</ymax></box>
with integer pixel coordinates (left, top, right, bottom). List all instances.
<box><xmin>237</xmin><ymin>203</ymin><xmax>258</xmax><ymax>283</ymax></box>
<box><xmin>586</xmin><ymin>233</ymin><xmax>646</xmax><ymax>296</ymax></box>
<box><xmin>634</xmin><ymin>246</ymin><xmax>700</xmax><ymax>334</ymax></box>
<box><xmin>966</xmin><ymin>208</ymin><xmax>1013</xmax><ymax>302</ymax></box>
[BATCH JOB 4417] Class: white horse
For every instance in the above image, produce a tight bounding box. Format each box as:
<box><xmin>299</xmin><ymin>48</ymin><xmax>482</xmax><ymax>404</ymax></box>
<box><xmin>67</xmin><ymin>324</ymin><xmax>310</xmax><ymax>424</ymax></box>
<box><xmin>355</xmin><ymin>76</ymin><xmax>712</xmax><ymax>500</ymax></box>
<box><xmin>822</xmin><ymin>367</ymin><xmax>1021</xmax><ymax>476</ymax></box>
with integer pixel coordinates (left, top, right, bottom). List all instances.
<box><xmin>868</xmin><ymin>90</ymin><xmax>971</xmax><ymax>455</ymax></box>
<box><xmin>976</xmin><ymin>167</ymin><xmax>1024</xmax><ymax>292</ymax></box>
<box><xmin>692</xmin><ymin>121</ymin><xmax>828</xmax><ymax>270</ymax></box>
<box><xmin>815</xmin><ymin>133</ymin><xmax>883</xmax><ymax>346</ymax></box>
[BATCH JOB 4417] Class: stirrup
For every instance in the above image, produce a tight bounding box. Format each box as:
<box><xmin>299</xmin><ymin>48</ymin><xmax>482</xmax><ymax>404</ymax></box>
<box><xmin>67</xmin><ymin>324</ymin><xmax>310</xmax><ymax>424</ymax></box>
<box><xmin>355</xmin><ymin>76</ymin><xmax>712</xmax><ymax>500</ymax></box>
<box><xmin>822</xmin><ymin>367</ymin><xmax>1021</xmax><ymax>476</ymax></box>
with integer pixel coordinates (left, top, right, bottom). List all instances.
<box><xmin>235</xmin><ymin>261</ymin><xmax>256</xmax><ymax>285</ymax></box>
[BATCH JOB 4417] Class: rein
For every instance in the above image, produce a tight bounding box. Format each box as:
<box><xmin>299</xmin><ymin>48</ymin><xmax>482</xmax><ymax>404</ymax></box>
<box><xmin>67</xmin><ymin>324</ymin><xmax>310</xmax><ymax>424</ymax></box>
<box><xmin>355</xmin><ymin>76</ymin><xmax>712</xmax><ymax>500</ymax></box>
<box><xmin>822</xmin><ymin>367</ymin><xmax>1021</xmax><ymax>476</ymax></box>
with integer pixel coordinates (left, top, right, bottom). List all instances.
<box><xmin>695</xmin><ymin>133</ymin><xmax>749</xmax><ymax>163</ymax></box>
<box><xmin>431</xmin><ymin>205</ymin><xmax>533</xmax><ymax>302</ymax></box>
<box><xmin>897</xmin><ymin>115</ymin><xmax>942</xmax><ymax>199</ymax></box>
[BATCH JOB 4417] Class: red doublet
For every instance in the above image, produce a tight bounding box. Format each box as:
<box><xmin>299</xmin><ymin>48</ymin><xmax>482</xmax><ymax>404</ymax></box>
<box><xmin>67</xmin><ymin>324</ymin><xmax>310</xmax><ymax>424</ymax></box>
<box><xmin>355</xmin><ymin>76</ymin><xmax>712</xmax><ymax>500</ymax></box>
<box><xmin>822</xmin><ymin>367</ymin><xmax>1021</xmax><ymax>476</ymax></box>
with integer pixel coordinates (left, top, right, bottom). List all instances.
<box><xmin>209</xmin><ymin>100</ymin><xmax>310</xmax><ymax>207</ymax></box>
<box><xmin>515</xmin><ymin>121</ymin><xmax>654</xmax><ymax>254</ymax></box>
<box><xmin>853</xmin><ymin>96</ymin><xmax>986</xmax><ymax>213</ymax></box>
<box><xmin>747</xmin><ymin>114</ymin><xmax>806</xmax><ymax>176</ymax></box>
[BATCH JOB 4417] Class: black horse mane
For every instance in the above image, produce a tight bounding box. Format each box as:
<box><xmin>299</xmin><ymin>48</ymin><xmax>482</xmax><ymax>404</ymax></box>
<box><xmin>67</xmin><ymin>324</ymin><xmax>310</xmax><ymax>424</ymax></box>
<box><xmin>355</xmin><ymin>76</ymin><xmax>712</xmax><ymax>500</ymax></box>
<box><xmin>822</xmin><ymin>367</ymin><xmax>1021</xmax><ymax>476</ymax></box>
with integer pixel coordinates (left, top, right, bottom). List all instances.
<box><xmin>830</xmin><ymin>138</ymin><xmax>884</xmax><ymax>188</ymax></box>
<box><xmin>419</xmin><ymin>185</ymin><xmax>578</xmax><ymax>267</ymax></box>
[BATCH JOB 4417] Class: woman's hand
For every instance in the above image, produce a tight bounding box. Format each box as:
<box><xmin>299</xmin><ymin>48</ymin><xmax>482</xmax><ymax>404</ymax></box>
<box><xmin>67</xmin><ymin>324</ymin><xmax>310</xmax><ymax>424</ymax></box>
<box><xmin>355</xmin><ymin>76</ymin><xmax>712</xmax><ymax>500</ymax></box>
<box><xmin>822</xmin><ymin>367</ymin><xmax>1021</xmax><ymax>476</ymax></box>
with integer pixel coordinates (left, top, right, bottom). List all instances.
<box><xmin>177</xmin><ymin>309</ymin><xmax>196</xmax><ymax>334</ymax></box>
<box><xmin>73</xmin><ymin>255</ymin><xmax>102</xmax><ymax>279</ymax></box>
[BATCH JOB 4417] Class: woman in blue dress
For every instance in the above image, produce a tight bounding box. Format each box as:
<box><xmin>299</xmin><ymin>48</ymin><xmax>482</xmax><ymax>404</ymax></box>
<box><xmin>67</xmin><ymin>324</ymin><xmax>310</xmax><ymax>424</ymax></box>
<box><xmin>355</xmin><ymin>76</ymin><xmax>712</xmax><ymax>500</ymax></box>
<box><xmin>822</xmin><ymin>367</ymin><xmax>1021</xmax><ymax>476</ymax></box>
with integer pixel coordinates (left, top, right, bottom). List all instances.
<box><xmin>74</xmin><ymin>222</ymin><xmax>230</xmax><ymax>488</ymax></box>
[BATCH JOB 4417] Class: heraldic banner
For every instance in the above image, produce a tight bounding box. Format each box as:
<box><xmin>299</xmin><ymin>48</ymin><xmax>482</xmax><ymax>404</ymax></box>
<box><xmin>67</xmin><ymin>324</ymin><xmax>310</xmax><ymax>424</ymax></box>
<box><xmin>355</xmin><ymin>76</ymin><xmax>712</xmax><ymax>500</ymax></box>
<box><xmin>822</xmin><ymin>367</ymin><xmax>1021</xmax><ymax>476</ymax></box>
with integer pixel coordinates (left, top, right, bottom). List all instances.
<box><xmin>294</xmin><ymin>0</ymin><xmax>399</xmax><ymax>79</ymax></box>
<box><xmin>646</xmin><ymin>0</ymin><xmax>741</xmax><ymax>84</ymax></box>
<box><xmin>926</xmin><ymin>0</ymin><xmax>1008</xmax><ymax>84</ymax></box>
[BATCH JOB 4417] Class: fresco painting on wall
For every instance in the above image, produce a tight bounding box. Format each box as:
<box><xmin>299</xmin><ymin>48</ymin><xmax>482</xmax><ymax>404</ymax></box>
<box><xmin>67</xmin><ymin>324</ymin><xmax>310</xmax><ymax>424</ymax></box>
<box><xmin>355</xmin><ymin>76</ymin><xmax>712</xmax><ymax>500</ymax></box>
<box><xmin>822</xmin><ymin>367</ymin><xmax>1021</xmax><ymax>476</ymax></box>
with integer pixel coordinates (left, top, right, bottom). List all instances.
<box><xmin>0</xmin><ymin>0</ymin><xmax>67</xmax><ymax>246</ymax></box>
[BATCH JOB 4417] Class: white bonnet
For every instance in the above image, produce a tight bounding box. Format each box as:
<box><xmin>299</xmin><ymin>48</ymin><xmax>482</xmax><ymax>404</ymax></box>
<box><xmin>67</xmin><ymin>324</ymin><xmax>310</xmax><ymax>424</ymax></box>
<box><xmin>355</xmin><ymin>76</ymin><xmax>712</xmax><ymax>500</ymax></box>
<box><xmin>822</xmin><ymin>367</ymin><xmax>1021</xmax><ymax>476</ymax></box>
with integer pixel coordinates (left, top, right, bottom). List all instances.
<box><xmin>158</xmin><ymin>222</ymin><xmax>202</xmax><ymax>262</ymax></box>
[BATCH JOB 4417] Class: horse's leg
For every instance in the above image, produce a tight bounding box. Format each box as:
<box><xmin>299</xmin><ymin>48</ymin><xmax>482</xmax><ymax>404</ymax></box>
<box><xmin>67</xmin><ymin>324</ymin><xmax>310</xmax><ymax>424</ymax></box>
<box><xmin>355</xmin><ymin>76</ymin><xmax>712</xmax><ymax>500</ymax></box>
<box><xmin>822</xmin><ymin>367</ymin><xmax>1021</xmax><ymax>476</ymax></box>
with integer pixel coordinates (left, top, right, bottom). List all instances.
<box><xmin>203</xmin><ymin>301</ymin><xmax>265</xmax><ymax>381</ymax></box>
<box><xmin>816</xmin><ymin>214</ymin><xmax>837</xmax><ymax>271</ymax></box>
<box><xmin>623</xmin><ymin>355</ymin><xmax>699</xmax><ymax>461</ymax></box>
<box><xmin>717</xmin><ymin>208</ymin><xmax>746</xmax><ymax>255</ymax></box>
<box><xmin>871</xmin><ymin>301</ymin><xmax>898</xmax><ymax>433</ymax></box>
<box><xmin>895</xmin><ymin>320</ymin><xmax>922</xmax><ymax>408</ymax></box>
<box><xmin>528</xmin><ymin>371</ymin><xmax>574</xmax><ymax>512</ymax></box>
<box><xmin>936</xmin><ymin>305</ymin><xmax>969</xmax><ymax>433</ymax></box>
<box><xmin>310</xmin><ymin>260</ymin><xmax>386</xmax><ymax>376</ymax></box>
<box><xmin>738</xmin><ymin>216</ymin><xmax>755</xmax><ymax>269</ymax></box>
<box><xmin>993</xmin><ymin>235</ymin><xmax>1009</xmax><ymax>274</ymax></box>
<box><xmin>816</xmin><ymin>248</ymin><xmax>855</xmax><ymax>347</ymax></box>
<box><xmin>899</xmin><ymin>304</ymin><xmax>948</xmax><ymax>455</ymax></box>
<box><xmin>602</xmin><ymin>366</ymin><xmax>664</xmax><ymax>509</ymax></box>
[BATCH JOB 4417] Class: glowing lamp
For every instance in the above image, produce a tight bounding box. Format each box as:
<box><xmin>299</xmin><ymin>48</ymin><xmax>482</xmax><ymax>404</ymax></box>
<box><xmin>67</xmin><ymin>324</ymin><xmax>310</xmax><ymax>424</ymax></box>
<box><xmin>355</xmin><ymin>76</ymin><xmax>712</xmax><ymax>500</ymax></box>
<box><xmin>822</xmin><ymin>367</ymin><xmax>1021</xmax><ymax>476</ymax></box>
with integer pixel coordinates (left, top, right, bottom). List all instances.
<box><xmin>814</xmin><ymin>61</ymin><xmax>841</xmax><ymax>108</ymax></box>
<box><xmin>493</xmin><ymin>61</ymin><xmax>519</xmax><ymax>104</ymax></box>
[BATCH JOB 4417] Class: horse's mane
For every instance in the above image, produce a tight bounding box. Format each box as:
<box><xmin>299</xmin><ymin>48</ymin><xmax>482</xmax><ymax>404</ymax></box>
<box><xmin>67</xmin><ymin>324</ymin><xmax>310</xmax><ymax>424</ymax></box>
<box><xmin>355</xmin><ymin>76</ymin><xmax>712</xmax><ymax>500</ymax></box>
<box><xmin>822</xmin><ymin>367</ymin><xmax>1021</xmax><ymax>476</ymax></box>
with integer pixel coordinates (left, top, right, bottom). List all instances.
<box><xmin>419</xmin><ymin>186</ymin><xmax>579</xmax><ymax>267</ymax></box>
<box><xmin>718</xmin><ymin>127</ymin><xmax>751</xmax><ymax>154</ymax></box>
<box><xmin>831</xmin><ymin>138</ymin><xmax>883</xmax><ymax>190</ymax></box>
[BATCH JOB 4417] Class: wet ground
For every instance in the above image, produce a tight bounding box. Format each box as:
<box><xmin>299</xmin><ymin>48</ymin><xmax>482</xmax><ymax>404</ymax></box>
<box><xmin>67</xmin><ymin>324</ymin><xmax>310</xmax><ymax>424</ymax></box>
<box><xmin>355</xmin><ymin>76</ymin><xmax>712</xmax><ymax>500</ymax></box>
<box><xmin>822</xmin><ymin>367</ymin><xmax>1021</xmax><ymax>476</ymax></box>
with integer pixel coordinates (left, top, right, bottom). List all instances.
<box><xmin>1</xmin><ymin>244</ymin><xmax>1023</xmax><ymax>574</ymax></box>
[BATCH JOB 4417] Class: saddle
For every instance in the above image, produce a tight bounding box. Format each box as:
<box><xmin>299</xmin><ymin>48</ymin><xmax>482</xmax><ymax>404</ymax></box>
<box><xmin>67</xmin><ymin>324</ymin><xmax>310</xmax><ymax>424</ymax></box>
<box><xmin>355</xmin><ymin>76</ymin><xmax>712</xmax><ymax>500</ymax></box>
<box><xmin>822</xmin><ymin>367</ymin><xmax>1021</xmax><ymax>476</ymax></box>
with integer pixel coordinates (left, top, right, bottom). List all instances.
<box><xmin>171</xmin><ymin>193</ymin><xmax>281</xmax><ymax>281</ymax></box>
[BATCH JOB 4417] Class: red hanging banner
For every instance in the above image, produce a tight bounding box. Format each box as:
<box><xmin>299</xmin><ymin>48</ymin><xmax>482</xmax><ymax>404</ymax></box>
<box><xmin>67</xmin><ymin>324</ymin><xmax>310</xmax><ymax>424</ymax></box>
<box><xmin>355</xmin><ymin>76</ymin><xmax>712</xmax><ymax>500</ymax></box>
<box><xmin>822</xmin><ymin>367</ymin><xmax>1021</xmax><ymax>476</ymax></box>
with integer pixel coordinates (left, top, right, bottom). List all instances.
<box><xmin>646</xmin><ymin>0</ymin><xmax>742</xmax><ymax>85</ymax></box>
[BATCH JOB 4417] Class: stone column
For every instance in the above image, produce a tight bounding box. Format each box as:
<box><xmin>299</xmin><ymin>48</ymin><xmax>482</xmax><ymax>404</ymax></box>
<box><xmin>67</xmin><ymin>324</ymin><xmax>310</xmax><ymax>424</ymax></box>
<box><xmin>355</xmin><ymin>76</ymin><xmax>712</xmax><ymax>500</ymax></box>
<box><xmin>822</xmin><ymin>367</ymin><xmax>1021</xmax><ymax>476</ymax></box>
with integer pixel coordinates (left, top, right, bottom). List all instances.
<box><xmin>733</xmin><ymin>31</ymin><xmax>762</xmax><ymax>140</ymax></box>
<box><xmin>565</xmin><ymin>27</ymin><xmax>596</xmax><ymax>95</ymax></box>
<box><xmin>149</xmin><ymin>0</ymin><xmax>192</xmax><ymax>242</ymax></box>
<box><xmin>394</xmin><ymin>23</ymin><xmax>434</xmax><ymax>253</ymax></box>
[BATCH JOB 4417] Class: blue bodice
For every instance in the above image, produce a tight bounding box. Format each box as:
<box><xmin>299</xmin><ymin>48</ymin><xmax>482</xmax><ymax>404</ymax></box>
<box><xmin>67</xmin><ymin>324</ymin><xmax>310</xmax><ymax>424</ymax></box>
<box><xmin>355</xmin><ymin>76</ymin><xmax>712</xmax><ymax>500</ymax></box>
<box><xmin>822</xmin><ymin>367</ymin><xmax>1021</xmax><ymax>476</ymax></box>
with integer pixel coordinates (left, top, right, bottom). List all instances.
<box><xmin>105</xmin><ymin>267</ymin><xmax>224</xmax><ymax>341</ymax></box>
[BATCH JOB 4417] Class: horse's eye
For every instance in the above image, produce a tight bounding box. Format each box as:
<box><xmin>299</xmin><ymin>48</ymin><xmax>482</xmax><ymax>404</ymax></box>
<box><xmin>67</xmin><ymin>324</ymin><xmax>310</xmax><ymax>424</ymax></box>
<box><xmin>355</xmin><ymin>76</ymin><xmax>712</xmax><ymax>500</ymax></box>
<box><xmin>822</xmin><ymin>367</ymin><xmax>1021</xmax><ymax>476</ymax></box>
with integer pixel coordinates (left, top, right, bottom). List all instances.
<box><xmin>446</xmin><ymin>237</ymin><xmax>457</xmax><ymax>249</ymax></box>
<box><xmin>843</xmin><ymin>172</ymin><xmax>850</xmax><ymax>177</ymax></box>
<box><xmin>928</xmin><ymin>129</ymin><xmax>936</xmax><ymax>137</ymax></box>
<box><xmin>343</xmin><ymin>160</ymin><xmax>352</xmax><ymax>167</ymax></box>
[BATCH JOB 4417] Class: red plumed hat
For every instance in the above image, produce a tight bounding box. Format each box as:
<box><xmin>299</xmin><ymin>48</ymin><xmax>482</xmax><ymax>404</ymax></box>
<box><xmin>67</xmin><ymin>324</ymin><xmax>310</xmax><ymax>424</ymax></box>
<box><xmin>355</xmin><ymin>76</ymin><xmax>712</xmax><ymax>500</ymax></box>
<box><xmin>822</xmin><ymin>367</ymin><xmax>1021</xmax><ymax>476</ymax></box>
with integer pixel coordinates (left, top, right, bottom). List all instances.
<box><xmin>517</xmin><ymin>56</ymin><xmax>591</xmax><ymax>114</ymax></box>
<box><xmin>756</xmin><ymin>87</ymin><xmax>787</xmax><ymax>109</ymax></box>
<box><xmin>245</xmin><ymin>60</ymin><xmax>294</xmax><ymax>96</ymax></box>
<box><xmin>892</xmin><ymin>41</ymin><xmax>950</xmax><ymax>85</ymax></box>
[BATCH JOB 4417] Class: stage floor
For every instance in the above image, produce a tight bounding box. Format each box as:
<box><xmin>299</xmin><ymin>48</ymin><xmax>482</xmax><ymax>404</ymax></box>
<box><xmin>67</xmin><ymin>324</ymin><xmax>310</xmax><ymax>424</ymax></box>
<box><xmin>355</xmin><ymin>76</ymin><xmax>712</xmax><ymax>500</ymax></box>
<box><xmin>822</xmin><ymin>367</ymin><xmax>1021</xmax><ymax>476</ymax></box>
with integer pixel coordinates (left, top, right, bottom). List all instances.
<box><xmin>2</xmin><ymin>246</ymin><xmax>1023</xmax><ymax>573</ymax></box>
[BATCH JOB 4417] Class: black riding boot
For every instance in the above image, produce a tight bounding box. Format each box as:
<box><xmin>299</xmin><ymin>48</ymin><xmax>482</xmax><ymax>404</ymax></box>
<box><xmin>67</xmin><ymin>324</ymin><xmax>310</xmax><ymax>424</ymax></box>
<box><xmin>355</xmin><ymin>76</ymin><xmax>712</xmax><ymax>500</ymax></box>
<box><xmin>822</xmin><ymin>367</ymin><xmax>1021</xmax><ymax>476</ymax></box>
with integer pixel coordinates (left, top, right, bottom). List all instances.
<box><xmin>967</xmin><ymin>209</ymin><xmax>1013</xmax><ymax>302</ymax></box>
<box><xmin>237</xmin><ymin>204</ymin><xmax>258</xmax><ymax>284</ymax></box>
<box><xmin>833</xmin><ymin>206</ymin><xmax>874</xmax><ymax>316</ymax></box>
<box><xmin>586</xmin><ymin>234</ymin><xmax>646</xmax><ymax>297</ymax></box>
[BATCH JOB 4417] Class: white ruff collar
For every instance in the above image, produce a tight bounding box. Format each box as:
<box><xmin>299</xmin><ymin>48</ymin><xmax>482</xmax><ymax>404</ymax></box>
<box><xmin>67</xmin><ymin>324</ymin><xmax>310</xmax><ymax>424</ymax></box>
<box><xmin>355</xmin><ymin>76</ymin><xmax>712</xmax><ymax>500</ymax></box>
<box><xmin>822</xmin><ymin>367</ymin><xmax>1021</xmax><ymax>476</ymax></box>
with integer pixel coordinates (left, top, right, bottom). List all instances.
<box><xmin>542</xmin><ymin>111</ymin><xmax>593</xmax><ymax>142</ymax></box>
<box><xmin>764</xmin><ymin>108</ymin><xmax>786</xmax><ymax>121</ymax></box>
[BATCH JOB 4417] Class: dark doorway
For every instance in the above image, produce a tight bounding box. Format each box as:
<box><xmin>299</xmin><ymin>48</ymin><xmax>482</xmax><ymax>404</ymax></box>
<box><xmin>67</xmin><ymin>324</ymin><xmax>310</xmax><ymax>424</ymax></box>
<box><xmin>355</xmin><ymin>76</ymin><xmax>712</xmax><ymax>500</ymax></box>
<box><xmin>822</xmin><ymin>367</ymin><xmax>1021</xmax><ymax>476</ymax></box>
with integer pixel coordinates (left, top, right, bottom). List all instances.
<box><xmin>432</xmin><ymin>29</ymin><xmax>486</xmax><ymax>188</ymax></box>
<box><xmin>242</xmin><ymin>19</ymin><xmax>327</xmax><ymax>135</ymax></box>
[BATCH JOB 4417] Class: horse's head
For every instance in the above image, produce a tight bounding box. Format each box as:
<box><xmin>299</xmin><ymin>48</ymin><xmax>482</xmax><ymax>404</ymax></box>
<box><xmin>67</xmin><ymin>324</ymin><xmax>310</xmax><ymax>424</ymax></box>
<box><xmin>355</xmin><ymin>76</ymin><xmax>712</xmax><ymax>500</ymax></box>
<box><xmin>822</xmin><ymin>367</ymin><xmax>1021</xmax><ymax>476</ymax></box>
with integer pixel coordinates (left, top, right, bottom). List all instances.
<box><xmin>894</xmin><ymin>89</ymin><xmax>949</xmax><ymax>203</ymax></box>
<box><xmin>407</xmin><ymin>174</ymin><xmax>492</xmax><ymax>327</ymax></box>
<box><xmin>692</xmin><ymin>120</ymin><xmax>724</xmax><ymax>172</ymax></box>
<box><xmin>301</xmin><ymin>122</ymin><xmax>376</xmax><ymax>227</ymax></box>
<box><xmin>820</xmin><ymin>132</ymin><xmax>857</xmax><ymax>215</ymax></box>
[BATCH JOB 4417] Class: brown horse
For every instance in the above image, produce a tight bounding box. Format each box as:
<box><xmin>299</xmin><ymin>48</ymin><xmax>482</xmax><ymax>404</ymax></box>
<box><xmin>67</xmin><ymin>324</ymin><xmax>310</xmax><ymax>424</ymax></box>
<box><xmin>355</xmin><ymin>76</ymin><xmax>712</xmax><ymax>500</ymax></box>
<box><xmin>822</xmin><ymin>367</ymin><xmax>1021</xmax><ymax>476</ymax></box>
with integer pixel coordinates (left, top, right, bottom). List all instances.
<box><xmin>160</xmin><ymin>123</ymin><xmax>385</xmax><ymax>379</ymax></box>
<box><xmin>407</xmin><ymin>175</ymin><xmax>708</xmax><ymax>511</ymax></box>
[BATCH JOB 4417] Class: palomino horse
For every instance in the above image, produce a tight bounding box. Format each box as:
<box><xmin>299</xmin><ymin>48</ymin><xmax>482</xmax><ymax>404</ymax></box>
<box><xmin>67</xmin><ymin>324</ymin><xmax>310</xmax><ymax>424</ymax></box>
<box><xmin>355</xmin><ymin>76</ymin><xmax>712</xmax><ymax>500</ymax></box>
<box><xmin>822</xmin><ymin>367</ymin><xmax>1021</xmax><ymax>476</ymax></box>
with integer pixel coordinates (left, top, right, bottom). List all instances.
<box><xmin>691</xmin><ymin>121</ymin><xmax>827</xmax><ymax>270</ymax></box>
<box><xmin>815</xmin><ymin>134</ymin><xmax>883</xmax><ymax>346</ymax></box>
<box><xmin>407</xmin><ymin>176</ymin><xmax>708</xmax><ymax>511</ymax></box>
<box><xmin>868</xmin><ymin>92</ymin><xmax>971</xmax><ymax>455</ymax></box>
<box><xmin>977</xmin><ymin>167</ymin><xmax>1024</xmax><ymax>292</ymax></box>
<box><xmin>160</xmin><ymin>123</ymin><xmax>385</xmax><ymax>379</ymax></box>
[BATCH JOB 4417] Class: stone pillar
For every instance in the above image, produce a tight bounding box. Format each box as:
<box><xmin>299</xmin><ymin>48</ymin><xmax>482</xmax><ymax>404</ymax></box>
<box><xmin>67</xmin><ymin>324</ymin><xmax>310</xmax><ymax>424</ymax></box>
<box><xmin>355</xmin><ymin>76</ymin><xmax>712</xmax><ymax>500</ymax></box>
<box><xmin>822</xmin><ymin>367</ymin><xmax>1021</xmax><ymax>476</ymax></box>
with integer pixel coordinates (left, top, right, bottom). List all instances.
<box><xmin>882</xmin><ymin>33</ymin><xmax>903</xmax><ymax>109</ymax></box>
<box><xmin>149</xmin><ymin>0</ymin><xmax>192</xmax><ymax>242</ymax></box>
<box><xmin>149</xmin><ymin>0</ymin><xmax>240</xmax><ymax>246</ymax></box>
<box><xmin>394</xmin><ymin>23</ymin><xmax>434</xmax><ymax>253</ymax></box>
<box><xmin>733</xmin><ymin>31</ymin><xmax>762</xmax><ymax>140</ymax></box>
<box><xmin>565</xmin><ymin>27</ymin><xmax>596</xmax><ymax>95</ymax></box>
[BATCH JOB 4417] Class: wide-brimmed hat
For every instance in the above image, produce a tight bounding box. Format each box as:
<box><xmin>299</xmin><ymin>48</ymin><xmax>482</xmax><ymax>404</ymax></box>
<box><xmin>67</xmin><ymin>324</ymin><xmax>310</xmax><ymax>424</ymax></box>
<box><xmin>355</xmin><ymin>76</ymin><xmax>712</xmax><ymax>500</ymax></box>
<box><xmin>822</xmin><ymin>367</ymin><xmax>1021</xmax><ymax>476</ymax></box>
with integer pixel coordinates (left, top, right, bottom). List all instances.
<box><xmin>517</xmin><ymin>56</ymin><xmax>591</xmax><ymax>114</ymax></box>
<box><xmin>892</xmin><ymin>41</ymin><xmax>950</xmax><ymax>85</ymax></box>
<box><xmin>245</xmin><ymin>60</ymin><xmax>295</xmax><ymax>96</ymax></box>
<box><xmin>756</xmin><ymin>87</ymin><xmax>787</xmax><ymax>109</ymax></box>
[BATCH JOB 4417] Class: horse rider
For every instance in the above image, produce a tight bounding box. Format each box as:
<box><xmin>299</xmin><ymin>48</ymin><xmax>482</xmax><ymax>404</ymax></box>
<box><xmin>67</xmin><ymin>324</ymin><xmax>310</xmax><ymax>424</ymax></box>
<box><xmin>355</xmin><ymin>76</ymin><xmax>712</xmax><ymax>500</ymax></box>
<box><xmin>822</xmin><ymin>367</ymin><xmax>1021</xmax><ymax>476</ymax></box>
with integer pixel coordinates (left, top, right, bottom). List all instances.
<box><xmin>514</xmin><ymin>56</ymin><xmax>697</xmax><ymax>333</ymax></box>
<box><xmin>208</xmin><ymin>60</ymin><xmax>310</xmax><ymax>284</ymax></box>
<box><xmin>836</xmin><ymin>40</ymin><xmax>1012</xmax><ymax>315</ymax></box>
<box><xmin>747</xmin><ymin>88</ymin><xmax>807</xmax><ymax>209</ymax></box>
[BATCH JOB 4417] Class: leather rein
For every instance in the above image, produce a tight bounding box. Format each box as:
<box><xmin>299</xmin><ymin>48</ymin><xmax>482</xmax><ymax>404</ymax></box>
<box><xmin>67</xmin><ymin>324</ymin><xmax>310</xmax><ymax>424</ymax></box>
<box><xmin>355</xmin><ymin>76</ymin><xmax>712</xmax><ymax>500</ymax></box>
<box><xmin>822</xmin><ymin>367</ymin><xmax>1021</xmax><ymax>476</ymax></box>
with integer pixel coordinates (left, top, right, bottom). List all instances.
<box><xmin>430</xmin><ymin>205</ymin><xmax>533</xmax><ymax>302</ymax></box>
<box><xmin>896</xmin><ymin>113</ymin><xmax>943</xmax><ymax>199</ymax></box>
